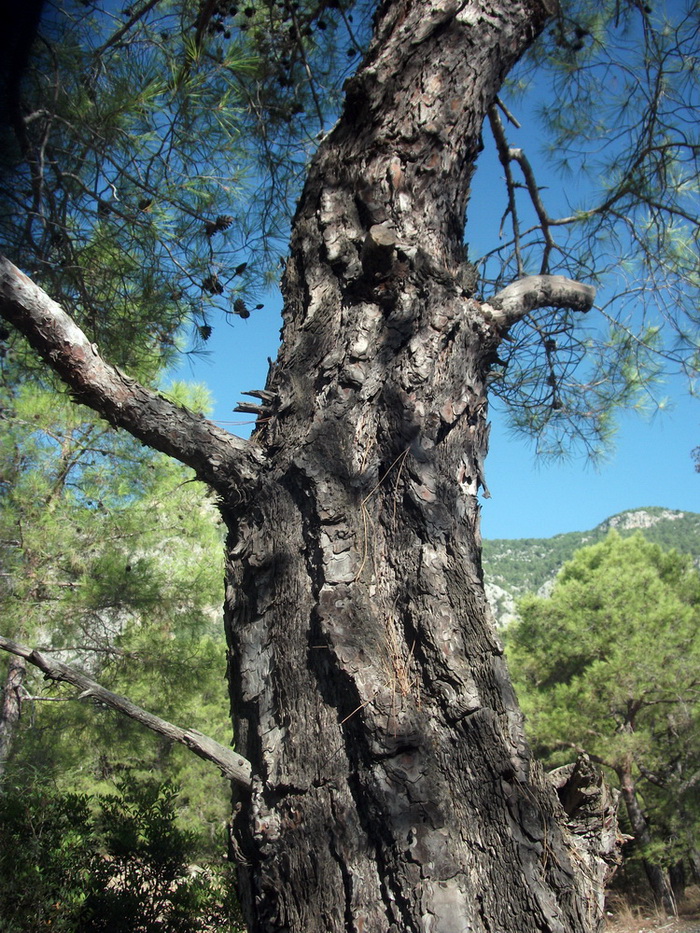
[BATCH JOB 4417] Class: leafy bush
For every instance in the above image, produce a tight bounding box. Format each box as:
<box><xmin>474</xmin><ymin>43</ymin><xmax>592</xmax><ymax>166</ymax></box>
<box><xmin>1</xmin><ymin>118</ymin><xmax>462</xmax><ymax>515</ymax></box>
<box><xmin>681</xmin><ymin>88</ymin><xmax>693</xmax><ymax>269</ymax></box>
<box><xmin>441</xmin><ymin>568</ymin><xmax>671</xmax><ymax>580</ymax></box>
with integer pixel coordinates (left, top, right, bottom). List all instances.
<box><xmin>0</xmin><ymin>777</ymin><xmax>242</xmax><ymax>933</ymax></box>
<box><xmin>0</xmin><ymin>783</ymin><xmax>94</xmax><ymax>931</ymax></box>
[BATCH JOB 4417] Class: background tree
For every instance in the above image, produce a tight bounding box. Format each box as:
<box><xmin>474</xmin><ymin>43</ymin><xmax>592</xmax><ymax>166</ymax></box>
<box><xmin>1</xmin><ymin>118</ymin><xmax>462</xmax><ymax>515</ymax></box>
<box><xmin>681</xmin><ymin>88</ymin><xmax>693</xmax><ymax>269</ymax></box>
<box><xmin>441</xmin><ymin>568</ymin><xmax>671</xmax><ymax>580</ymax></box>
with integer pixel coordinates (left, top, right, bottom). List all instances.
<box><xmin>0</xmin><ymin>371</ymin><xmax>234</xmax><ymax>818</ymax></box>
<box><xmin>507</xmin><ymin>532</ymin><xmax>700</xmax><ymax>913</ymax></box>
<box><xmin>1</xmin><ymin>0</ymin><xmax>699</xmax><ymax>930</ymax></box>
<box><xmin>0</xmin><ymin>374</ymin><xmax>241</xmax><ymax>925</ymax></box>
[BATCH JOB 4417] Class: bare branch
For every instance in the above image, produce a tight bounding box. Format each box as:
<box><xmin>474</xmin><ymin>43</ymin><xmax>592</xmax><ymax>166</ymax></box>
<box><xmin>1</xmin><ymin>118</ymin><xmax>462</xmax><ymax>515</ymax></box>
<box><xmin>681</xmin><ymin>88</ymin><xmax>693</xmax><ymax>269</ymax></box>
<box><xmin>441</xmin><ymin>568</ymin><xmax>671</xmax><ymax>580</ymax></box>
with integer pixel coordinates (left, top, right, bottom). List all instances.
<box><xmin>506</xmin><ymin>146</ymin><xmax>557</xmax><ymax>273</ymax></box>
<box><xmin>0</xmin><ymin>634</ymin><xmax>253</xmax><ymax>789</ymax></box>
<box><xmin>484</xmin><ymin>274</ymin><xmax>596</xmax><ymax>331</ymax></box>
<box><xmin>94</xmin><ymin>0</ymin><xmax>165</xmax><ymax>57</ymax></box>
<box><xmin>495</xmin><ymin>96</ymin><xmax>521</xmax><ymax>129</ymax></box>
<box><xmin>0</xmin><ymin>258</ymin><xmax>263</xmax><ymax>498</ymax></box>
<box><xmin>488</xmin><ymin>105</ymin><xmax>524</xmax><ymax>276</ymax></box>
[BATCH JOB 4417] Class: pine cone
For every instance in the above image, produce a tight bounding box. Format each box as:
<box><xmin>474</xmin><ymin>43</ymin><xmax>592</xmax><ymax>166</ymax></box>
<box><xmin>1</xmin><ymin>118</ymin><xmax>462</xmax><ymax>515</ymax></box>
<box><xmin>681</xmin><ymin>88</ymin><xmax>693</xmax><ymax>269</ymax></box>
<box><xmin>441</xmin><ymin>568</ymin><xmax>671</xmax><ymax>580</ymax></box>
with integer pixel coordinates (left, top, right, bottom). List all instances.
<box><xmin>202</xmin><ymin>274</ymin><xmax>224</xmax><ymax>295</ymax></box>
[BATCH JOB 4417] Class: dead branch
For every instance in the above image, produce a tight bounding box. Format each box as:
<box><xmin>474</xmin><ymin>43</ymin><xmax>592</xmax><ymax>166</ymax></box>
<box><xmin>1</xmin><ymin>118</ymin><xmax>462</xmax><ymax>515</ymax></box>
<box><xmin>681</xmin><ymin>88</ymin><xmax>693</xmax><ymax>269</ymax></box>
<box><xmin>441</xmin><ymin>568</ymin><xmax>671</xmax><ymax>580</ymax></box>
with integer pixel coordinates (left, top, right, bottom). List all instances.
<box><xmin>0</xmin><ymin>634</ymin><xmax>253</xmax><ymax>788</ymax></box>
<box><xmin>484</xmin><ymin>274</ymin><xmax>596</xmax><ymax>331</ymax></box>
<box><xmin>0</xmin><ymin>257</ymin><xmax>263</xmax><ymax>498</ymax></box>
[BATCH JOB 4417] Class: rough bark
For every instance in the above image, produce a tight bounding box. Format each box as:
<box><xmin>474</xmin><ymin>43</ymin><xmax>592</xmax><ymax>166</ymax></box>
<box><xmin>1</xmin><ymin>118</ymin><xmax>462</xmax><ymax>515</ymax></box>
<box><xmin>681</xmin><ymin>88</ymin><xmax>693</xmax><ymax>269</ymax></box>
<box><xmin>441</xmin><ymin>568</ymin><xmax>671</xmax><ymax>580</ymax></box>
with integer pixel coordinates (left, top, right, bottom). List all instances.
<box><xmin>0</xmin><ymin>635</ymin><xmax>252</xmax><ymax>786</ymax></box>
<box><xmin>0</xmin><ymin>655</ymin><xmax>25</xmax><ymax>781</ymax></box>
<box><xmin>0</xmin><ymin>0</ymin><xmax>619</xmax><ymax>930</ymax></box>
<box><xmin>222</xmin><ymin>1</ymin><xmax>613</xmax><ymax>931</ymax></box>
<box><xmin>549</xmin><ymin>756</ymin><xmax>624</xmax><ymax>919</ymax></box>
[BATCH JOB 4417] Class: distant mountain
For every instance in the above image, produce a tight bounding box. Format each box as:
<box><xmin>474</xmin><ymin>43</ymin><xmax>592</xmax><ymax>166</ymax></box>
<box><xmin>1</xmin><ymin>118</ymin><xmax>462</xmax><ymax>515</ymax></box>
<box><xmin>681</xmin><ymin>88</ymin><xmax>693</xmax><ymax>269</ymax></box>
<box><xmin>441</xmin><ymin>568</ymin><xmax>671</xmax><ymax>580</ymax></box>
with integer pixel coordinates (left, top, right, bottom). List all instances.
<box><xmin>483</xmin><ymin>507</ymin><xmax>700</xmax><ymax>628</ymax></box>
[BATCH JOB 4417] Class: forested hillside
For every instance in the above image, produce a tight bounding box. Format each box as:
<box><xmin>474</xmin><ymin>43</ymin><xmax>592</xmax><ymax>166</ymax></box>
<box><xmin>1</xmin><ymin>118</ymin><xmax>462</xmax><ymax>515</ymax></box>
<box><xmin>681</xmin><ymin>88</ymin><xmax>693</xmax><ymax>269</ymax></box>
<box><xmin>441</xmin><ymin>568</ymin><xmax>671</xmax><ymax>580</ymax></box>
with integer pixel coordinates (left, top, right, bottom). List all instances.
<box><xmin>483</xmin><ymin>508</ymin><xmax>700</xmax><ymax>627</ymax></box>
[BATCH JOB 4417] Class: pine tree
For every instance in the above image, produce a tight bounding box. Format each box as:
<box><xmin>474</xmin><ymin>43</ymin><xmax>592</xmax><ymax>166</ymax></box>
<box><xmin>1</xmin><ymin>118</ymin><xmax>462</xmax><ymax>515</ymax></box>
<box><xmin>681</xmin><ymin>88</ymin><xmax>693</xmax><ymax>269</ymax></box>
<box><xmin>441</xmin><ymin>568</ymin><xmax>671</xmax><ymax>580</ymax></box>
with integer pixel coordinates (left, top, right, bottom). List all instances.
<box><xmin>0</xmin><ymin>373</ymin><xmax>230</xmax><ymax>827</ymax></box>
<box><xmin>507</xmin><ymin>532</ymin><xmax>700</xmax><ymax>912</ymax></box>
<box><xmin>1</xmin><ymin>0</ymin><xmax>699</xmax><ymax>930</ymax></box>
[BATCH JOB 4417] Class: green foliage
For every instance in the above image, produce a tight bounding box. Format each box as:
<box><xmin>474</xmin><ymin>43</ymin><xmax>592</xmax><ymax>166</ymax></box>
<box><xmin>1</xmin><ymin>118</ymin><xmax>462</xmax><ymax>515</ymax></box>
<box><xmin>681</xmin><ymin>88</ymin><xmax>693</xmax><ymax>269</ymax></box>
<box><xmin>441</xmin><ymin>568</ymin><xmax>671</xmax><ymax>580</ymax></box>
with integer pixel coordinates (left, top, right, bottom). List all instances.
<box><xmin>2</xmin><ymin>0</ymin><xmax>696</xmax><ymax>460</ymax></box>
<box><xmin>0</xmin><ymin>777</ymin><xmax>242</xmax><ymax>933</ymax></box>
<box><xmin>506</xmin><ymin>531</ymin><xmax>700</xmax><ymax>868</ymax></box>
<box><xmin>0</xmin><ymin>784</ymin><xmax>94</xmax><ymax>931</ymax></box>
<box><xmin>0</xmin><ymin>364</ymin><xmax>233</xmax><ymax>839</ymax></box>
<box><xmin>80</xmin><ymin>776</ymin><xmax>240</xmax><ymax>933</ymax></box>
<box><xmin>0</xmin><ymin>375</ymin><xmax>223</xmax><ymax>648</ymax></box>
<box><xmin>483</xmin><ymin>507</ymin><xmax>700</xmax><ymax>621</ymax></box>
<box><xmin>0</xmin><ymin>0</ymin><xmax>365</xmax><ymax>369</ymax></box>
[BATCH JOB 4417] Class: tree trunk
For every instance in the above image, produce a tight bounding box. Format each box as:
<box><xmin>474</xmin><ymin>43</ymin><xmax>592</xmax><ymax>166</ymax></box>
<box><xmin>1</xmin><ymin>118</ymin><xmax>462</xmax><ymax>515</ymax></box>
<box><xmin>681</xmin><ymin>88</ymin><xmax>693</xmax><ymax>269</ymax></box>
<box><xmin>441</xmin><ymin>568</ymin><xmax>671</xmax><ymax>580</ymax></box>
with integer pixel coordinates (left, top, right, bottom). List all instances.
<box><xmin>223</xmin><ymin>1</ymin><xmax>614</xmax><ymax>930</ymax></box>
<box><xmin>618</xmin><ymin>765</ymin><xmax>676</xmax><ymax>916</ymax></box>
<box><xmin>0</xmin><ymin>655</ymin><xmax>25</xmax><ymax>781</ymax></box>
<box><xmin>0</xmin><ymin>0</ymin><xmax>619</xmax><ymax>928</ymax></box>
<box><xmin>669</xmin><ymin>861</ymin><xmax>686</xmax><ymax>902</ymax></box>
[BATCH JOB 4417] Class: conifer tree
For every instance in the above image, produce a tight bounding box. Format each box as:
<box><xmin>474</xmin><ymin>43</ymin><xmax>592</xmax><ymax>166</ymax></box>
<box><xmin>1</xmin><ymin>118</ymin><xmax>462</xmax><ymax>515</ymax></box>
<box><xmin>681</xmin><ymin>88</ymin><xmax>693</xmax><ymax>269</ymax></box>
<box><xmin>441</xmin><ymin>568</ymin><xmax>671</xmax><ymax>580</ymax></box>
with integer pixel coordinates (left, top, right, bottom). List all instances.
<box><xmin>507</xmin><ymin>532</ymin><xmax>700</xmax><ymax>912</ymax></box>
<box><xmin>1</xmin><ymin>0</ymin><xmax>699</xmax><ymax>930</ymax></box>
<box><xmin>0</xmin><ymin>373</ymin><xmax>230</xmax><ymax>824</ymax></box>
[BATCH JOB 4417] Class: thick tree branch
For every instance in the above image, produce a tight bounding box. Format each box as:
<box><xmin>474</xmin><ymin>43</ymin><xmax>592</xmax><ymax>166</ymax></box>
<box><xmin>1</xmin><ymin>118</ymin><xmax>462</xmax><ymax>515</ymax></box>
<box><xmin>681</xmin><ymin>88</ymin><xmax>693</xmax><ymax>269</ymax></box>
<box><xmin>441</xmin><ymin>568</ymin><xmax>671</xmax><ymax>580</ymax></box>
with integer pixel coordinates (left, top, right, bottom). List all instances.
<box><xmin>0</xmin><ymin>257</ymin><xmax>263</xmax><ymax>497</ymax></box>
<box><xmin>94</xmin><ymin>0</ymin><xmax>164</xmax><ymax>57</ymax></box>
<box><xmin>0</xmin><ymin>634</ymin><xmax>253</xmax><ymax>789</ymax></box>
<box><xmin>484</xmin><ymin>274</ymin><xmax>596</xmax><ymax>331</ymax></box>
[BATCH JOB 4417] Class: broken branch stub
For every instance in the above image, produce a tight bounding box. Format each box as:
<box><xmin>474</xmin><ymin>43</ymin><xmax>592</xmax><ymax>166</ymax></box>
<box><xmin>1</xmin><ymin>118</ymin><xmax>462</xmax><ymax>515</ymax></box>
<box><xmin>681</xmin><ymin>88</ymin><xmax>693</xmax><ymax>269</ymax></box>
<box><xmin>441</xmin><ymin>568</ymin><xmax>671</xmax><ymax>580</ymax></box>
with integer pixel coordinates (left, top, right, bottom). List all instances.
<box><xmin>486</xmin><ymin>274</ymin><xmax>596</xmax><ymax>331</ymax></box>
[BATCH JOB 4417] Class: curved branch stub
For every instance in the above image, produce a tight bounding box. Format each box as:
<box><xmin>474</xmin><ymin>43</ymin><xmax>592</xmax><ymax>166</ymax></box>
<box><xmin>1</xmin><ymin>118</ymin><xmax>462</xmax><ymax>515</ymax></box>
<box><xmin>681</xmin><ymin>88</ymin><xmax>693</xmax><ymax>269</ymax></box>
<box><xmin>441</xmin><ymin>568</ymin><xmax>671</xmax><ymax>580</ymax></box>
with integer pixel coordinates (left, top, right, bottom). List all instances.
<box><xmin>485</xmin><ymin>274</ymin><xmax>596</xmax><ymax>331</ymax></box>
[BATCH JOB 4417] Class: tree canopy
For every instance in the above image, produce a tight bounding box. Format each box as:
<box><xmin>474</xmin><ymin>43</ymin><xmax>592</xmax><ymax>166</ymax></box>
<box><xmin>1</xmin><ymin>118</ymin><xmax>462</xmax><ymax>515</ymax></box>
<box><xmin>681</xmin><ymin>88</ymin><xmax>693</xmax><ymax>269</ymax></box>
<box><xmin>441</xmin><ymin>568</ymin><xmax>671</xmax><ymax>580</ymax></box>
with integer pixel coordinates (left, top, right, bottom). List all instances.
<box><xmin>507</xmin><ymin>531</ymin><xmax>700</xmax><ymax>897</ymax></box>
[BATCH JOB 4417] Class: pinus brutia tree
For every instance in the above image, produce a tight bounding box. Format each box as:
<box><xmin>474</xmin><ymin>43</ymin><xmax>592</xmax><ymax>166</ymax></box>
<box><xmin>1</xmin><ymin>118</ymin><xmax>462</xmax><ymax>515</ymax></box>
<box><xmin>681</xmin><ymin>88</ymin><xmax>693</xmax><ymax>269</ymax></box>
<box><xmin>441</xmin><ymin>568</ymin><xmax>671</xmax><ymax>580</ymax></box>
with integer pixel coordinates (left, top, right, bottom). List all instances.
<box><xmin>0</xmin><ymin>371</ymin><xmax>233</xmax><ymax>808</ymax></box>
<box><xmin>507</xmin><ymin>532</ymin><xmax>700</xmax><ymax>915</ymax></box>
<box><xmin>1</xmin><ymin>0</ymin><xmax>699</xmax><ymax>930</ymax></box>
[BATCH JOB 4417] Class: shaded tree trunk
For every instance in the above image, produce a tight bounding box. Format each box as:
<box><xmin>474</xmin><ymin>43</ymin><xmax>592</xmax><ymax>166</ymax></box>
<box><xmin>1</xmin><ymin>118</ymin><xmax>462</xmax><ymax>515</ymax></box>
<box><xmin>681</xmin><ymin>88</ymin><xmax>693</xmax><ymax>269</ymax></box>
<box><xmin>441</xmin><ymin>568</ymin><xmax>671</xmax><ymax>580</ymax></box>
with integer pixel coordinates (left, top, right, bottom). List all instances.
<box><xmin>0</xmin><ymin>0</ymin><xmax>620</xmax><ymax>929</ymax></box>
<box><xmin>0</xmin><ymin>655</ymin><xmax>25</xmax><ymax>781</ymax></box>
<box><xmin>618</xmin><ymin>765</ymin><xmax>676</xmax><ymax>916</ymax></box>
<box><xmin>669</xmin><ymin>861</ymin><xmax>686</xmax><ymax>902</ymax></box>
<box><xmin>223</xmin><ymin>1</ymin><xmax>615</xmax><ymax>929</ymax></box>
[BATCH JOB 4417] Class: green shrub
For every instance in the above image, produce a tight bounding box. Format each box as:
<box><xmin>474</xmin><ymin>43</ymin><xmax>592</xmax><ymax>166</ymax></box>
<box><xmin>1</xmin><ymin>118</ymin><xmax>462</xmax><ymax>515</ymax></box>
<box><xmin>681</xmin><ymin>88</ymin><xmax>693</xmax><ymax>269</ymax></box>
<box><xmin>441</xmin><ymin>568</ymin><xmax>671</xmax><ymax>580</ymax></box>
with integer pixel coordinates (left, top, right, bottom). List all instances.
<box><xmin>0</xmin><ymin>777</ymin><xmax>242</xmax><ymax>933</ymax></box>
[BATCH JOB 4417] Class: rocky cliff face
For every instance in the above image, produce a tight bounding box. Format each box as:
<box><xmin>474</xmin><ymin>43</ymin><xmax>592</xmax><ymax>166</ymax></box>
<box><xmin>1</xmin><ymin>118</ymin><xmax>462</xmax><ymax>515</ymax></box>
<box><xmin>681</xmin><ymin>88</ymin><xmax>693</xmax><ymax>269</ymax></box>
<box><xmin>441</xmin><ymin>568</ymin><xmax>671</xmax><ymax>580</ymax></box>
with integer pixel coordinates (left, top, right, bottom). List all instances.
<box><xmin>483</xmin><ymin>507</ymin><xmax>700</xmax><ymax>628</ymax></box>
<box><xmin>600</xmin><ymin>508</ymin><xmax>687</xmax><ymax>531</ymax></box>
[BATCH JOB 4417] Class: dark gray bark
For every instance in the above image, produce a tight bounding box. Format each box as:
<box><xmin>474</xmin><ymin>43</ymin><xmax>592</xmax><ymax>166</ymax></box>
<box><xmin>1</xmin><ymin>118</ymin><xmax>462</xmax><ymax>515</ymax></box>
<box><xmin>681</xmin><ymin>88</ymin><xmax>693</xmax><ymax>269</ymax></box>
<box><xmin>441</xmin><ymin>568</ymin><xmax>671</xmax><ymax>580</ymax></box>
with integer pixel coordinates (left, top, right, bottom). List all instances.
<box><xmin>223</xmin><ymin>1</ymin><xmax>611</xmax><ymax>930</ymax></box>
<box><xmin>0</xmin><ymin>655</ymin><xmax>25</xmax><ymax>781</ymax></box>
<box><xmin>0</xmin><ymin>0</ymin><xmax>617</xmax><ymax>930</ymax></box>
